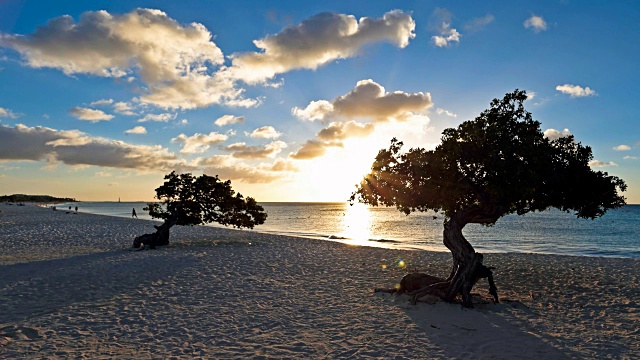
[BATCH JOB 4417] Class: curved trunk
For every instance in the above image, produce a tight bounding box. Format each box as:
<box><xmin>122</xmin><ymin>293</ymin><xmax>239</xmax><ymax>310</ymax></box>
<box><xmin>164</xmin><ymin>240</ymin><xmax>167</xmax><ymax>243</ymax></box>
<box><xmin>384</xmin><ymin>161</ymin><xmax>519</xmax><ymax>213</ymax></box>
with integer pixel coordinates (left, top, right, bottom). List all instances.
<box><xmin>442</xmin><ymin>207</ymin><xmax>500</xmax><ymax>307</ymax></box>
<box><xmin>132</xmin><ymin>213</ymin><xmax>179</xmax><ymax>249</ymax></box>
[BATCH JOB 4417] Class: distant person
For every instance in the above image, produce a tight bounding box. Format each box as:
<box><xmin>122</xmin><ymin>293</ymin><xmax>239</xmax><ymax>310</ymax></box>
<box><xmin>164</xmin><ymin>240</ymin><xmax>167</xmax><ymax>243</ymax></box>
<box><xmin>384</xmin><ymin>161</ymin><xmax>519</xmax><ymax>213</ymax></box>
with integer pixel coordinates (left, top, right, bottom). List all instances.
<box><xmin>75</xmin><ymin>206</ymin><xmax>78</xmax><ymax>213</ymax></box>
<box><xmin>132</xmin><ymin>208</ymin><xmax>138</xmax><ymax>218</ymax></box>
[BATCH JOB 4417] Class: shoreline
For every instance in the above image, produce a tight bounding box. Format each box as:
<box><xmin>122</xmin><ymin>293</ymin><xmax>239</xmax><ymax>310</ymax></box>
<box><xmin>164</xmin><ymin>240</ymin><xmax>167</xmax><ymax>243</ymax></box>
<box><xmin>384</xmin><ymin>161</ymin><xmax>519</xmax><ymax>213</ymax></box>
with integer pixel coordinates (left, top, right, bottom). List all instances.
<box><xmin>0</xmin><ymin>205</ymin><xmax>638</xmax><ymax>358</ymax></box>
<box><xmin>45</xmin><ymin>201</ymin><xmax>640</xmax><ymax>259</ymax></box>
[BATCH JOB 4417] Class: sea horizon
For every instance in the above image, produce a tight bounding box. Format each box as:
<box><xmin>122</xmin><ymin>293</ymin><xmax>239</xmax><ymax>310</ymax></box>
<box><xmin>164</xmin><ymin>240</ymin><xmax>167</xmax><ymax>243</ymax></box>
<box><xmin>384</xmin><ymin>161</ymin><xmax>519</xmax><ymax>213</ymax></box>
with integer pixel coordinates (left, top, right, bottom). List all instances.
<box><xmin>43</xmin><ymin>201</ymin><xmax>640</xmax><ymax>260</ymax></box>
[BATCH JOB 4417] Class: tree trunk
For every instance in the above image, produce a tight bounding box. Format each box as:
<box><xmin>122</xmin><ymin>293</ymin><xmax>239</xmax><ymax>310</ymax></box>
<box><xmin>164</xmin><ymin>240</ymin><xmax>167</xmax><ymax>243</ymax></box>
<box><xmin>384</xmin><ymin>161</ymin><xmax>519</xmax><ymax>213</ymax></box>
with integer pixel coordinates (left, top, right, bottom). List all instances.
<box><xmin>441</xmin><ymin>208</ymin><xmax>499</xmax><ymax>307</ymax></box>
<box><xmin>132</xmin><ymin>214</ymin><xmax>178</xmax><ymax>249</ymax></box>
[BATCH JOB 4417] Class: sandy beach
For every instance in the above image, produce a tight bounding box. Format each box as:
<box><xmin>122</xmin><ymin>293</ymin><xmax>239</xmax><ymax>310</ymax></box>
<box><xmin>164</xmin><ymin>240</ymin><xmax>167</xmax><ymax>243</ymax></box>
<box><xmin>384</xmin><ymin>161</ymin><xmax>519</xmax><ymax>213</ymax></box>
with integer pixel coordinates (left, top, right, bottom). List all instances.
<box><xmin>0</xmin><ymin>205</ymin><xmax>638</xmax><ymax>359</ymax></box>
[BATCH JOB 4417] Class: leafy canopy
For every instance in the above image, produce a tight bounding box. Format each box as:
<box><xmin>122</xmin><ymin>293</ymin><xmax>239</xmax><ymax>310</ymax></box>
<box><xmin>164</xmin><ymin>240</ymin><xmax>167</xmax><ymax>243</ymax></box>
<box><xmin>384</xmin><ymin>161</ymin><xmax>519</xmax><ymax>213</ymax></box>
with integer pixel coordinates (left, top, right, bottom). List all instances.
<box><xmin>351</xmin><ymin>90</ymin><xmax>626</xmax><ymax>222</ymax></box>
<box><xmin>145</xmin><ymin>171</ymin><xmax>267</xmax><ymax>228</ymax></box>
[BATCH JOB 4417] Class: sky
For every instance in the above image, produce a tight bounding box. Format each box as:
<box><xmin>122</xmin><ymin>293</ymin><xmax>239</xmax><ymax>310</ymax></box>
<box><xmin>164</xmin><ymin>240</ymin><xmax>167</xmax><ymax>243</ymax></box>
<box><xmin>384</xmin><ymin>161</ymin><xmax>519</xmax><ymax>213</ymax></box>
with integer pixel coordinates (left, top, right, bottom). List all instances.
<box><xmin>0</xmin><ymin>0</ymin><xmax>638</xmax><ymax>203</ymax></box>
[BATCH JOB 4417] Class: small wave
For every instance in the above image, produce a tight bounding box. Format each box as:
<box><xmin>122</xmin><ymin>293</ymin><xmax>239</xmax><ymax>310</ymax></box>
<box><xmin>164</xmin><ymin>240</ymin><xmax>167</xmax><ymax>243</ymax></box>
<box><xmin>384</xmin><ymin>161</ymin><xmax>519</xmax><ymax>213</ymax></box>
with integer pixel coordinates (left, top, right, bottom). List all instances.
<box><xmin>327</xmin><ymin>235</ymin><xmax>347</xmax><ymax>240</ymax></box>
<box><xmin>369</xmin><ymin>238</ymin><xmax>401</xmax><ymax>243</ymax></box>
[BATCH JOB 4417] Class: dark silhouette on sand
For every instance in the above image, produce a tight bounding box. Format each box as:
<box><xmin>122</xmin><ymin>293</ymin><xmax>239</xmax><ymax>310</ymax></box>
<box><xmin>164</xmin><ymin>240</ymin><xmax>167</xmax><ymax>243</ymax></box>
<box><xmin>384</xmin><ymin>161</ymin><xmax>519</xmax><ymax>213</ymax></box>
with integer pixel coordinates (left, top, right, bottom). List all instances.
<box><xmin>353</xmin><ymin>90</ymin><xmax>627</xmax><ymax>308</ymax></box>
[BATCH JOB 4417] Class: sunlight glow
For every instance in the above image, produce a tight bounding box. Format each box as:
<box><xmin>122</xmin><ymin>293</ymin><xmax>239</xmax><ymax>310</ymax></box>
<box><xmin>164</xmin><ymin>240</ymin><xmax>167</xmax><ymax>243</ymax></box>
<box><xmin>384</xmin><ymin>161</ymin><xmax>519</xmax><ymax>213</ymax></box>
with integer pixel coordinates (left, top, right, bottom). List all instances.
<box><xmin>341</xmin><ymin>202</ymin><xmax>373</xmax><ymax>245</ymax></box>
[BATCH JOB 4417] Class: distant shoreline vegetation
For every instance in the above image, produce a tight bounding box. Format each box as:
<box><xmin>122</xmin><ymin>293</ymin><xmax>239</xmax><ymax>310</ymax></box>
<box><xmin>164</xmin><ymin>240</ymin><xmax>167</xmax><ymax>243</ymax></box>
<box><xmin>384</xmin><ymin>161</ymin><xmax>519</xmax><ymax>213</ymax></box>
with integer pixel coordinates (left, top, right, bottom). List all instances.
<box><xmin>0</xmin><ymin>194</ymin><xmax>77</xmax><ymax>203</ymax></box>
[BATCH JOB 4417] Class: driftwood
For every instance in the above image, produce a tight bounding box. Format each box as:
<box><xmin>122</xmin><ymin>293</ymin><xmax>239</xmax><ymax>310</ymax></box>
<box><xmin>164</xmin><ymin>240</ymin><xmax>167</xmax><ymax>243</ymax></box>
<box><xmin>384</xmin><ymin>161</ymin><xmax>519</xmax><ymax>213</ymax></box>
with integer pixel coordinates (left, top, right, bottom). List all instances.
<box><xmin>376</xmin><ymin>268</ymin><xmax>499</xmax><ymax>307</ymax></box>
<box><xmin>375</xmin><ymin>272</ymin><xmax>445</xmax><ymax>294</ymax></box>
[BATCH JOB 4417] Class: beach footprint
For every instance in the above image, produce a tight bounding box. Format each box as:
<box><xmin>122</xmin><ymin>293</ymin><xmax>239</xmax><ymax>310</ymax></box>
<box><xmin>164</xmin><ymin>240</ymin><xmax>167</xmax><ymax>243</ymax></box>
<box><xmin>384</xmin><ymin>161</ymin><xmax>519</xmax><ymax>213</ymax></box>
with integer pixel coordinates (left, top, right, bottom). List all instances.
<box><xmin>0</xmin><ymin>325</ymin><xmax>41</xmax><ymax>341</ymax></box>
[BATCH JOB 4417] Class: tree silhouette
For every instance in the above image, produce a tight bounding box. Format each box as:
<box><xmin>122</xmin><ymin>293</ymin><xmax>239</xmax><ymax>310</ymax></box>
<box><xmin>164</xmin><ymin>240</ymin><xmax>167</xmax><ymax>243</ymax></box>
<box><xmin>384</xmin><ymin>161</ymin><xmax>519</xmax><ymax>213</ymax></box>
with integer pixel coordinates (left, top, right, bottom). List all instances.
<box><xmin>134</xmin><ymin>171</ymin><xmax>267</xmax><ymax>249</ymax></box>
<box><xmin>352</xmin><ymin>90</ymin><xmax>626</xmax><ymax>307</ymax></box>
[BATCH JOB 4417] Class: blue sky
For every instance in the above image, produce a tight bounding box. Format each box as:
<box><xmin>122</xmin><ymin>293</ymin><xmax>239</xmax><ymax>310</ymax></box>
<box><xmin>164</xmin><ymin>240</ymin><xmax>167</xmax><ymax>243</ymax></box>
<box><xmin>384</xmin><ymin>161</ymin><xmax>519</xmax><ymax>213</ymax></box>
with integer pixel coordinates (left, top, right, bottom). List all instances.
<box><xmin>0</xmin><ymin>0</ymin><xmax>638</xmax><ymax>203</ymax></box>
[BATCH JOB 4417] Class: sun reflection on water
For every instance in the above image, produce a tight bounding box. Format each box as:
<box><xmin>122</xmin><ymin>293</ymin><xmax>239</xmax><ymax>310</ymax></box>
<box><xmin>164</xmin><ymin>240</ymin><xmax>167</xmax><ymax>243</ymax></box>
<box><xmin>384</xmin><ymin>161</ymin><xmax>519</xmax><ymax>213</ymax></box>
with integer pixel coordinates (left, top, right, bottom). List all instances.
<box><xmin>340</xmin><ymin>202</ymin><xmax>373</xmax><ymax>246</ymax></box>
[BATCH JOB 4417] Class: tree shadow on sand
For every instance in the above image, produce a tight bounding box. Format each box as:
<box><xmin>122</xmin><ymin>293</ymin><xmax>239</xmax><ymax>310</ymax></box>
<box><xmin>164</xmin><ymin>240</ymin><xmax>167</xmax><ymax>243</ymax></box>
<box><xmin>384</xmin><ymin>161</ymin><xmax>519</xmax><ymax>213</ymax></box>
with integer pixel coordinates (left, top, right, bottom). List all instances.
<box><xmin>0</xmin><ymin>249</ymin><xmax>197</xmax><ymax>325</ymax></box>
<box><xmin>376</xmin><ymin>292</ymin><xmax>577</xmax><ymax>359</ymax></box>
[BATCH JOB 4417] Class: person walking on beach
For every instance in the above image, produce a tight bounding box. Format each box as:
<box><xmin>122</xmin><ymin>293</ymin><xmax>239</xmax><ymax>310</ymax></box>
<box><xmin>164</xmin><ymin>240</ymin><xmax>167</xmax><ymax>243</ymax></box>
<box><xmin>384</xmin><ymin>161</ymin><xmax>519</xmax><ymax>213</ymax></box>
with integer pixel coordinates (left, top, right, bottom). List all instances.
<box><xmin>132</xmin><ymin>208</ymin><xmax>138</xmax><ymax>218</ymax></box>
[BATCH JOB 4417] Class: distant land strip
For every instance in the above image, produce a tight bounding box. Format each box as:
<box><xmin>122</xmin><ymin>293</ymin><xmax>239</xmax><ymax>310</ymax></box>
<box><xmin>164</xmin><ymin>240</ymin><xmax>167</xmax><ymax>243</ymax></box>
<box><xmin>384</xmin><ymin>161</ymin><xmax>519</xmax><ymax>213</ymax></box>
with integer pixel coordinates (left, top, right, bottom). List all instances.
<box><xmin>0</xmin><ymin>194</ymin><xmax>77</xmax><ymax>203</ymax></box>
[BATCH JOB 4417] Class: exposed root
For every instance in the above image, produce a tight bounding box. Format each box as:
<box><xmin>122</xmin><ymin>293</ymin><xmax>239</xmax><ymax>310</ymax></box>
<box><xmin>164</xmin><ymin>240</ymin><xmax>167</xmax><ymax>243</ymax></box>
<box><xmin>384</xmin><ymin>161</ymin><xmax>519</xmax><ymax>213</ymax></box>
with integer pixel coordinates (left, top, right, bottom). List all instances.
<box><xmin>376</xmin><ymin>264</ymin><xmax>500</xmax><ymax>308</ymax></box>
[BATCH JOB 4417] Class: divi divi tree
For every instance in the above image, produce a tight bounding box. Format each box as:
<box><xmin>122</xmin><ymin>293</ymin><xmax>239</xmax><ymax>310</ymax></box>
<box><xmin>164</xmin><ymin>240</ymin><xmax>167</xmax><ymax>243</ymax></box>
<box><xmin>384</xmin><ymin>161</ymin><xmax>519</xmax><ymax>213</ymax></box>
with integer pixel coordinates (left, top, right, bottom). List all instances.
<box><xmin>134</xmin><ymin>172</ymin><xmax>267</xmax><ymax>249</ymax></box>
<box><xmin>351</xmin><ymin>90</ymin><xmax>626</xmax><ymax>307</ymax></box>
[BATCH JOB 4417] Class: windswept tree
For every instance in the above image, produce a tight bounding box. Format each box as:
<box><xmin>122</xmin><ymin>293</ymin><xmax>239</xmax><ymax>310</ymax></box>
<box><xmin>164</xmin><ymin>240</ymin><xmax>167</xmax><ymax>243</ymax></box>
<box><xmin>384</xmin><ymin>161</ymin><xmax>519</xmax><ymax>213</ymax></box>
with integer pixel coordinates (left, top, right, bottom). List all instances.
<box><xmin>352</xmin><ymin>90</ymin><xmax>626</xmax><ymax>307</ymax></box>
<box><xmin>134</xmin><ymin>171</ymin><xmax>267</xmax><ymax>249</ymax></box>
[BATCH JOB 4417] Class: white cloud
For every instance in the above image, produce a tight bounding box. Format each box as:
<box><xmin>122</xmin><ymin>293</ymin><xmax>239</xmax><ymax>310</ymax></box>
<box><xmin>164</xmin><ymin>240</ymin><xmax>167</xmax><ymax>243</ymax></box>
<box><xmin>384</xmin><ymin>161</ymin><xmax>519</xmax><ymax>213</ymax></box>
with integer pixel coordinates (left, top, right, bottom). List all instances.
<box><xmin>0</xmin><ymin>9</ymin><xmax>255</xmax><ymax>110</ymax></box>
<box><xmin>2</xmin><ymin>9</ymin><xmax>418</xmax><ymax>110</ymax></box>
<box><xmin>138</xmin><ymin>113</ymin><xmax>175</xmax><ymax>123</ymax></box>
<box><xmin>227</xmin><ymin>10</ymin><xmax>415</xmax><ymax>84</ymax></box>
<box><xmin>464</xmin><ymin>15</ymin><xmax>494</xmax><ymax>32</ymax></box>
<box><xmin>0</xmin><ymin>123</ymin><xmax>191</xmax><ymax>172</ymax></box>
<box><xmin>247</xmin><ymin>126</ymin><xmax>282</xmax><ymax>139</ymax></box>
<box><xmin>0</xmin><ymin>107</ymin><xmax>19</xmax><ymax>118</ymax></box>
<box><xmin>0</xmin><ymin>123</ymin><xmax>293</xmax><ymax>184</ymax></box>
<box><xmin>113</xmin><ymin>101</ymin><xmax>137</xmax><ymax>116</ymax></box>
<box><xmin>289</xmin><ymin>140</ymin><xmax>342</xmax><ymax>160</ymax></box>
<box><xmin>588</xmin><ymin>160</ymin><xmax>618</xmax><ymax>168</ymax></box>
<box><xmin>293</xmin><ymin>79</ymin><xmax>432</xmax><ymax>122</ymax></box>
<box><xmin>69</xmin><ymin>107</ymin><xmax>114</xmax><ymax>122</ymax></box>
<box><xmin>90</xmin><ymin>99</ymin><xmax>113</xmax><ymax>106</ymax></box>
<box><xmin>526</xmin><ymin>92</ymin><xmax>537</xmax><ymax>100</ymax></box>
<box><xmin>613</xmin><ymin>145</ymin><xmax>631</xmax><ymax>151</ymax></box>
<box><xmin>171</xmin><ymin>131</ymin><xmax>228</xmax><ymax>154</ymax></box>
<box><xmin>623</xmin><ymin>156</ymin><xmax>638</xmax><ymax>160</ymax></box>
<box><xmin>290</xmin><ymin>80</ymin><xmax>432</xmax><ymax>160</ymax></box>
<box><xmin>432</xmin><ymin>22</ymin><xmax>460</xmax><ymax>47</ymax></box>
<box><xmin>292</xmin><ymin>100</ymin><xmax>334</xmax><ymax>121</ymax></box>
<box><xmin>544</xmin><ymin>128</ymin><xmax>572</xmax><ymax>141</ymax></box>
<box><xmin>270</xmin><ymin>158</ymin><xmax>298</xmax><ymax>172</ymax></box>
<box><xmin>224</xmin><ymin>140</ymin><xmax>287</xmax><ymax>159</ymax></box>
<box><xmin>436</xmin><ymin>108</ymin><xmax>457</xmax><ymax>117</ymax></box>
<box><xmin>316</xmin><ymin>120</ymin><xmax>375</xmax><ymax>141</ymax></box>
<box><xmin>215</xmin><ymin>115</ymin><xmax>245</xmax><ymax>126</ymax></box>
<box><xmin>556</xmin><ymin>84</ymin><xmax>596</xmax><ymax>97</ymax></box>
<box><xmin>524</xmin><ymin>15</ymin><xmax>548</xmax><ymax>32</ymax></box>
<box><xmin>197</xmin><ymin>155</ymin><xmax>290</xmax><ymax>183</ymax></box>
<box><xmin>125</xmin><ymin>126</ymin><xmax>147</xmax><ymax>134</ymax></box>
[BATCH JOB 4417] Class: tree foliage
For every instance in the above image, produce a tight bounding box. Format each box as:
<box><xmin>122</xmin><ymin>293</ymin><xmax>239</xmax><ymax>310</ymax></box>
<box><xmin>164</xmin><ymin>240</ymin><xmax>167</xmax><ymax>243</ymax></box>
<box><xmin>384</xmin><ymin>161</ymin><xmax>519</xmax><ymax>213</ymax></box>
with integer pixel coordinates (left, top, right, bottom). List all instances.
<box><xmin>144</xmin><ymin>171</ymin><xmax>267</xmax><ymax>229</ymax></box>
<box><xmin>351</xmin><ymin>90</ymin><xmax>626</xmax><ymax>224</ymax></box>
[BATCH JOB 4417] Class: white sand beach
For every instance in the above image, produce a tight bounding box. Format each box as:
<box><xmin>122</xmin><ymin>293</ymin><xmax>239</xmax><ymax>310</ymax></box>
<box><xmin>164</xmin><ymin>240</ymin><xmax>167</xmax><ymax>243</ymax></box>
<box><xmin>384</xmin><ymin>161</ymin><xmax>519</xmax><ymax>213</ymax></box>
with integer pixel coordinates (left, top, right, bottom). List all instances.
<box><xmin>0</xmin><ymin>204</ymin><xmax>638</xmax><ymax>359</ymax></box>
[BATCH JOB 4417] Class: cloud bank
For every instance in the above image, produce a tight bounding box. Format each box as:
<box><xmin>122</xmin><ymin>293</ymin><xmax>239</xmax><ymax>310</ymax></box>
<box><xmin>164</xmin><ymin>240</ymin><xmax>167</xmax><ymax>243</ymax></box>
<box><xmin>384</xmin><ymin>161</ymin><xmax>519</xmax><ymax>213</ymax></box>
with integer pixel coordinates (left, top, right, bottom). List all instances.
<box><xmin>2</xmin><ymin>9</ymin><xmax>417</xmax><ymax>112</ymax></box>
<box><xmin>293</xmin><ymin>79</ymin><xmax>432</xmax><ymax>122</ymax></box>
<box><xmin>0</xmin><ymin>8</ymin><xmax>251</xmax><ymax>110</ymax></box>
<box><xmin>228</xmin><ymin>10</ymin><xmax>415</xmax><ymax>84</ymax></box>
<box><xmin>0</xmin><ymin>124</ymin><xmax>189</xmax><ymax>172</ymax></box>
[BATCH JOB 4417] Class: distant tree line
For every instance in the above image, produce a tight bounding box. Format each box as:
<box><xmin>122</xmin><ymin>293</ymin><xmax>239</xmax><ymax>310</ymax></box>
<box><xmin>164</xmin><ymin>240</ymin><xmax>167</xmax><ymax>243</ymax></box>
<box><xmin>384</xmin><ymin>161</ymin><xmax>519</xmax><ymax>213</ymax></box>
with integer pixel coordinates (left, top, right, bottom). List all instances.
<box><xmin>0</xmin><ymin>194</ymin><xmax>77</xmax><ymax>203</ymax></box>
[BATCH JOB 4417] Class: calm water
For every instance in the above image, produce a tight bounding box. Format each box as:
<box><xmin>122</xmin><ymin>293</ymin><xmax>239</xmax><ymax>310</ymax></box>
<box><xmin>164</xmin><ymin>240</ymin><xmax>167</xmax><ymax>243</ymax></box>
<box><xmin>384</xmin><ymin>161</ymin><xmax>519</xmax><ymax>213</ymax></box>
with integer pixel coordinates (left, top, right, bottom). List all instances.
<box><xmin>60</xmin><ymin>201</ymin><xmax>640</xmax><ymax>259</ymax></box>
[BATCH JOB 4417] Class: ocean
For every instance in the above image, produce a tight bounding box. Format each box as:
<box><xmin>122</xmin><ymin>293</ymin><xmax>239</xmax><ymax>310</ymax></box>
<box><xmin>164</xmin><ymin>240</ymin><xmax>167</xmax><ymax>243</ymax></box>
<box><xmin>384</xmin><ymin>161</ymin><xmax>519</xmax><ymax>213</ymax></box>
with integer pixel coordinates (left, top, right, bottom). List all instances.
<box><xmin>57</xmin><ymin>201</ymin><xmax>640</xmax><ymax>259</ymax></box>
